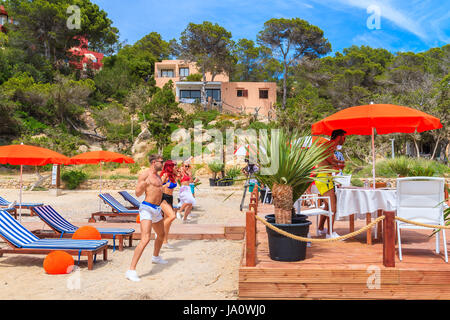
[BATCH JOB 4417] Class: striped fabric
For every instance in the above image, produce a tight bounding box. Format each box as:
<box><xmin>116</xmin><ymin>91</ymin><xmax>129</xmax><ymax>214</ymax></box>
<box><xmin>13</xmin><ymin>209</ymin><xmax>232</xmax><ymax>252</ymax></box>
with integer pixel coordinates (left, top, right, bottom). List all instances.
<box><xmin>99</xmin><ymin>193</ymin><xmax>138</xmax><ymax>213</ymax></box>
<box><xmin>0</xmin><ymin>210</ymin><xmax>107</xmax><ymax>250</ymax></box>
<box><xmin>0</xmin><ymin>196</ymin><xmax>43</xmax><ymax>208</ymax></box>
<box><xmin>118</xmin><ymin>191</ymin><xmax>141</xmax><ymax>208</ymax></box>
<box><xmin>33</xmin><ymin>205</ymin><xmax>134</xmax><ymax>235</ymax></box>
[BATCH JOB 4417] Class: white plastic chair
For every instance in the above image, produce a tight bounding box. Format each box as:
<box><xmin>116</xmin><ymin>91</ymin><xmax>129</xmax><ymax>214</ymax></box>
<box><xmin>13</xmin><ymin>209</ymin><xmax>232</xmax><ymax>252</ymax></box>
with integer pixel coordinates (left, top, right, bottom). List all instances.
<box><xmin>294</xmin><ymin>194</ymin><xmax>333</xmax><ymax>236</ymax></box>
<box><xmin>262</xmin><ymin>188</ymin><xmax>273</xmax><ymax>204</ymax></box>
<box><xmin>334</xmin><ymin>174</ymin><xmax>352</xmax><ymax>187</ymax></box>
<box><xmin>396</xmin><ymin>177</ymin><xmax>447</xmax><ymax>262</ymax></box>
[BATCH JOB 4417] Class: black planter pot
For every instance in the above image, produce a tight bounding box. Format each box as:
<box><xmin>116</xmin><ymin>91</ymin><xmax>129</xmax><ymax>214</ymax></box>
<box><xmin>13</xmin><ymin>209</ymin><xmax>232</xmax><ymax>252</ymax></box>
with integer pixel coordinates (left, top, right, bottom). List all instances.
<box><xmin>264</xmin><ymin>214</ymin><xmax>311</xmax><ymax>262</ymax></box>
<box><xmin>209</xmin><ymin>178</ymin><xmax>218</xmax><ymax>187</ymax></box>
<box><xmin>217</xmin><ymin>178</ymin><xmax>234</xmax><ymax>187</ymax></box>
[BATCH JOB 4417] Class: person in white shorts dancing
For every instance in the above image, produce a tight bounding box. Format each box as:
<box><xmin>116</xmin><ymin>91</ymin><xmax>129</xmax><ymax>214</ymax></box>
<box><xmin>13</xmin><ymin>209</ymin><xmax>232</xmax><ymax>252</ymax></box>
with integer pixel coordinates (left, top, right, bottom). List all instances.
<box><xmin>126</xmin><ymin>154</ymin><xmax>168</xmax><ymax>282</ymax></box>
<box><xmin>178</xmin><ymin>163</ymin><xmax>196</xmax><ymax>223</ymax></box>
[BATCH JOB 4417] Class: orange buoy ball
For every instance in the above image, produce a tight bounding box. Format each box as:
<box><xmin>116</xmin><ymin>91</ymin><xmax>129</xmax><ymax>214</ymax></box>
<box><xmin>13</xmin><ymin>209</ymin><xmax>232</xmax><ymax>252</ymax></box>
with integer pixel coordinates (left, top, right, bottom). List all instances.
<box><xmin>72</xmin><ymin>226</ymin><xmax>101</xmax><ymax>240</ymax></box>
<box><xmin>43</xmin><ymin>251</ymin><xmax>75</xmax><ymax>275</ymax></box>
<box><xmin>136</xmin><ymin>215</ymin><xmax>140</xmax><ymax>223</ymax></box>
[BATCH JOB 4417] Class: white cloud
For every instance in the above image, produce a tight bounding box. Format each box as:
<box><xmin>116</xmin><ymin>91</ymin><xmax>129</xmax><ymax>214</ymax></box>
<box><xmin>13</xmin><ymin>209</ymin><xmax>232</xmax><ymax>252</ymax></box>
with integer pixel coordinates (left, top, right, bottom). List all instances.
<box><xmin>310</xmin><ymin>0</ymin><xmax>449</xmax><ymax>43</ymax></box>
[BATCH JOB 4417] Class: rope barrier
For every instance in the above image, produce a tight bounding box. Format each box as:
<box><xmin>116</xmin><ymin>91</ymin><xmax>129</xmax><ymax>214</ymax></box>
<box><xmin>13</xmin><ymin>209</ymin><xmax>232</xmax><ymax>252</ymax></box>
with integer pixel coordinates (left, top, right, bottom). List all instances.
<box><xmin>394</xmin><ymin>216</ymin><xmax>450</xmax><ymax>230</ymax></box>
<box><xmin>254</xmin><ymin>214</ymin><xmax>385</xmax><ymax>243</ymax></box>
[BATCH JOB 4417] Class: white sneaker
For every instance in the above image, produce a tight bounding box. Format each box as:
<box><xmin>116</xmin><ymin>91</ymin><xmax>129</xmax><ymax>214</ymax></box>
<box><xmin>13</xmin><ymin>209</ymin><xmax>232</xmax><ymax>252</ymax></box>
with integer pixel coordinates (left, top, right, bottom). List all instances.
<box><xmin>326</xmin><ymin>232</ymin><xmax>342</xmax><ymax>239</ymax></box>
<box><xmin>152</xmin><ymin>256</ymin><xmax>168</xmax><ymax>264</ymax></box>
<box><xmin>176</xmin><ymin>212</ymin><xmax>183</xmax><ymax>220</ymax></box>
<box><xmin>125</xmin><ymin>270</ymin><xmax>141</xmax><ymax>282</ymax></box>
<box><xmin>316</xmin><ymin>228</ymin><xmax>328</xmax><ymax>237</ymax></box>
<box><xmin>162</xmin><ymin>243</ymin><xmax>174</xmax><ymax>249</ymax></box>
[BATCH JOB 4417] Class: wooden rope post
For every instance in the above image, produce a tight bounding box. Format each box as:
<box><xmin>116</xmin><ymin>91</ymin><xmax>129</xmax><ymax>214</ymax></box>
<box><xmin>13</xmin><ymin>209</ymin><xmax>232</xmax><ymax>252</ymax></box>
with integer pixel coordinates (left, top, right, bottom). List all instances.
<box><xmin>383</xmin><ymin>210</ymin><xmax>396</xmax><ymax>268</ymax></box>
<box><xmin>249</xmin><ymin>202</ymin><xmax>258</xmax><ymax>215</ymax></box>
<box><xmin>246</xmin><ymin>207</ymin><xmax>257</xmax><ymax>267</ymax></box>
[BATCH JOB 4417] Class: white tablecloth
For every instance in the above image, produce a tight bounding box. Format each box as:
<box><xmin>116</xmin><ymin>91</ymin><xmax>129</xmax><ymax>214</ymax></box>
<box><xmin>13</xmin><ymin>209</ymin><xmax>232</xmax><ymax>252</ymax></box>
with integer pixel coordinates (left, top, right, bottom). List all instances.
<box><xmin>336</xmin><ymin>187</ymin><xmax>397</xmax><ymax>220</ymax></box>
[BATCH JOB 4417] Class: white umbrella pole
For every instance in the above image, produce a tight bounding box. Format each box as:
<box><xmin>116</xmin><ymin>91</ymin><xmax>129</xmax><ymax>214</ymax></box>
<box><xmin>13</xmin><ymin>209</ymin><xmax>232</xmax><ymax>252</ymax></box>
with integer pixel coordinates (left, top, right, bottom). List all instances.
<box><xmin>19</xmin><ymin>165</ymin><xmax>23</xmax><ymax>223</ymax></box>
<box><xmin>372</xmin><ymin>127</ymin><xmax>376</xmax><ymax>189</ymax></box>
<box><xmin>99</xmin><ymin>162</ymin><xmax>103</xmax><ymax>212</ymax></box>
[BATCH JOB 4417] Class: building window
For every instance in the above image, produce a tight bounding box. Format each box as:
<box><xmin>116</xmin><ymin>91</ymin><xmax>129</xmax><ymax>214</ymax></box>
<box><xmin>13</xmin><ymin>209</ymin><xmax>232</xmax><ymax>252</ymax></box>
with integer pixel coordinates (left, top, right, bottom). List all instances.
<box><xmin>237</xmin><ymin>89</ymin><xmax>248</xmax><ymax>97</ymax></box>
<box><xmin>259</xmin><ymin>89</ymin><xmax>269</xmax><ymax>99</ymax></box>
<box><xmin>179</xmin><ymin>67</ymin><xmax>189</xmax><ymax>77</ymax></box>
<box><xmin>206</xmin><ymin>89</ymin><xmax>221</xmax><ymax>102</ymax></box>
<box><xmin>180</xmin><ymin>90</ymin><xmax>201</xmax><ymax>99</ymax></box>
<box><xmin>161</xmin><ymin>69</ymin><xmax>174</xmax><ymax>77</ymax></box>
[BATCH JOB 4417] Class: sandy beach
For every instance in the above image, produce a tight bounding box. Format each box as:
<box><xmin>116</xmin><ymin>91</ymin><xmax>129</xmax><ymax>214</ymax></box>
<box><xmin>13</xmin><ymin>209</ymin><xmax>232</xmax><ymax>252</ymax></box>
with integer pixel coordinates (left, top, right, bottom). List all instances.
<box><xmin>0</xmin><ymin>177</ymin><xmax>246</xmax><ymax>300</ymax></box>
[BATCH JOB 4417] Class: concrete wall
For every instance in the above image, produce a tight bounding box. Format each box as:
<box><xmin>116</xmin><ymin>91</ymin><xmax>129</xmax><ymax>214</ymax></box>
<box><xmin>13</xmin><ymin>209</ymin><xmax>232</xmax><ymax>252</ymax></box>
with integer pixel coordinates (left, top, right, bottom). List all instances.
<box><xmin>221</xmin><ymin>82</ymin><xmax>277</xmax><ymax>117</ymax></box>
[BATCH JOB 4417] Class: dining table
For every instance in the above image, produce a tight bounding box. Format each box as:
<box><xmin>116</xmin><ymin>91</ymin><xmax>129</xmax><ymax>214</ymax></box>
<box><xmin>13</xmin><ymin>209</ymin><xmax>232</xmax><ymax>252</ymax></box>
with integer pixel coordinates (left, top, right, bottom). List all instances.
<box><xmin>335</xmin><ymin>186</ymin><xmax>397</xmax><ymax>244</ymax></box>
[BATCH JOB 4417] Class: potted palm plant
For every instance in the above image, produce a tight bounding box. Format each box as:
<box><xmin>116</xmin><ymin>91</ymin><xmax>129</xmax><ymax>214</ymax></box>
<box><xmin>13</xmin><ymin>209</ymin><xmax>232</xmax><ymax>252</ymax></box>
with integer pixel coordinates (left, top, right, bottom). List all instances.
<box><xmin>208</xmin><ymin>161</ymin><xmax>224</xmax><ymax>187</ymax></box>
<box><xmin>254</xmin><ymin>129</ymin><xmax>332</xmax><ymax>261</ymax></box>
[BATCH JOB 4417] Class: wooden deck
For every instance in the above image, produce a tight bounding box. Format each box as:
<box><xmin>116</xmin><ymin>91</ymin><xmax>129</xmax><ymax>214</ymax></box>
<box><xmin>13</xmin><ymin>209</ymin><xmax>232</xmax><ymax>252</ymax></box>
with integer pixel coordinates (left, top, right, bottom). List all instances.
<box><xmin>239</xmin><ymin>203</ymin><xmax>450</xmax><ymax>300</ymax></box>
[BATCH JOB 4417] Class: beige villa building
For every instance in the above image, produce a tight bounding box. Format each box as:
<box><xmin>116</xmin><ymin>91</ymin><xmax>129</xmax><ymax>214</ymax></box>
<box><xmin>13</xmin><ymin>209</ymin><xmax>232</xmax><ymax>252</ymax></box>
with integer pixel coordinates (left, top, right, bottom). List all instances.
<box><xmin>155</xmin><ymin>60</ymin><xmax>277</xmax><ymax>118</ymax></box>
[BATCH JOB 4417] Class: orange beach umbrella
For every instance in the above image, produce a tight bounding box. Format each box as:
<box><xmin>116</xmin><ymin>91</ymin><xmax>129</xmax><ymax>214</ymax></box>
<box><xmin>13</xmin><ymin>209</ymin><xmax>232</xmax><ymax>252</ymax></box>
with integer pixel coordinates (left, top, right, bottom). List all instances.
<box><xmin>312</xmin><ymin>104</ymin><xmax>442</xmax><ymax>136</ymax></box>
<box><xmin>0</xmin><ymin>144</ymin><xmax>71</xmax><ymax>221</ymax></box>
<box><xmin>0</xmin><ymin>144</ymin><xmax>71</xmax><ymax>166</ymax></box>
<box><xmin>312</xmin><ymin>104</ymin><xmax>443</xmax><ymax>187</ymax></box>
<box><xmin>70</xmin><ymin>151</ymin><xmax>134</xmax><ymax>165</ymax></box>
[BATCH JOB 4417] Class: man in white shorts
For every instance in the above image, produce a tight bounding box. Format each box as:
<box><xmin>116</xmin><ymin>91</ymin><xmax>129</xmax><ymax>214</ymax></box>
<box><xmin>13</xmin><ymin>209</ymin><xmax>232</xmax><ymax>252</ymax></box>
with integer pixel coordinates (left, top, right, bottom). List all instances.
<box><xmin>126</xmin><ymin>154</ymin><xmax>167</xmax><ymax>282</ymax></box>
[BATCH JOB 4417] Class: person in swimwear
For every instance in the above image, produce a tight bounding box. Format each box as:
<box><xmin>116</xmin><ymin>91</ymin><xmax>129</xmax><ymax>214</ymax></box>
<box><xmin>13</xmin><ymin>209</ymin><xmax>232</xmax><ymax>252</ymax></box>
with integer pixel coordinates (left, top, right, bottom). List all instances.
<box><xmin>316</xmin><ymin>129</ymin><xmax>346</xmax><ymax>239</ymax></box>
<box><xmin>178</xmin><ymin>162</ymin><xmax>197</xmax><ymax>223</ymax></box>
<box><xmin>125</xmin><ymin>154</ymin><xmax>168</xmax><ymax>282</ymax></box>
<box><xmin>160</xmin><ymin>160</ymin><xmax>179</xmax><ymax>249</ymax></box>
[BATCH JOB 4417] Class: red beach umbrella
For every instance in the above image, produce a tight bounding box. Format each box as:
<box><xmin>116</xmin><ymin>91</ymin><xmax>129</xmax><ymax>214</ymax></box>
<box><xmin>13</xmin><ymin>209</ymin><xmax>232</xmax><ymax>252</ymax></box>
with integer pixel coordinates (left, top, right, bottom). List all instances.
<box><xmin>0</xmin><ymin>144</ymin><xmax>71</xmax><ymax>221</ymax></box>
<box><xmin>312</xmin><ymin>103</ymin><xmax>443</xmax><ymax>187</ymax></box>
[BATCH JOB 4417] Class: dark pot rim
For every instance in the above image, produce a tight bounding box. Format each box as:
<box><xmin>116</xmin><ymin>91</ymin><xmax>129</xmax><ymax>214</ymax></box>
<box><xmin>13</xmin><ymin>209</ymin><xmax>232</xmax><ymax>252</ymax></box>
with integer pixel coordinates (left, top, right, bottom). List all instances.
<box><xmin>264</xmin><ymin>214</ymin><xmax>311</xmax><ymax>227</ymax></box>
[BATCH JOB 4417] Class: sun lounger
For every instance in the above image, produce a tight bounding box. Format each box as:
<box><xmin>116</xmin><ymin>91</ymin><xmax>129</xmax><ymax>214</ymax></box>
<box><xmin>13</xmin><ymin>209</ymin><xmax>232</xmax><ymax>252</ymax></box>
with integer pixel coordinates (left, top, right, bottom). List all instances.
<box><xmin>118</xmin><ymin>191</ymin><xmax>141</xmax><ymax>209</ymax></box>
<box><xmin>32</xmin><ymin>206</ymin><xmax>134</xmax><ymax>251</ymax></box>
<box><xmin>119</xmin><ymin>190</ymin><xmax>181</xmax><ymax>210</ymax></box>
<box><xmin>0</xmin><ymin>210</ymin><xmax>108</xmax><ymax>270</ymax></box>
<box><xmin>89</xmin><ymin>193</ymin><xmax>139</xmax><ymax>222</ymax></box>
<box><xmin>0</xmin><ymin>196</ymin><xmax>43</xmax><ymax>218</ymax></box>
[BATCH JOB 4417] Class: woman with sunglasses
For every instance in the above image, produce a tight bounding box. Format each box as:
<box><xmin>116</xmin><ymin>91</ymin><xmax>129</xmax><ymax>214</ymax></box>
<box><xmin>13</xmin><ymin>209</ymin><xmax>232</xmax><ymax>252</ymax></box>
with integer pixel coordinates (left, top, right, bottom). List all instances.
<box><xmin>178</xmin><ymin>163</ymin><xmax>197</xmax><ymax>223</ymax></box>
<box><xmin>160</xmin><ymin>160</ymin><xmax>179</xmax><ymax>248</ymax></box>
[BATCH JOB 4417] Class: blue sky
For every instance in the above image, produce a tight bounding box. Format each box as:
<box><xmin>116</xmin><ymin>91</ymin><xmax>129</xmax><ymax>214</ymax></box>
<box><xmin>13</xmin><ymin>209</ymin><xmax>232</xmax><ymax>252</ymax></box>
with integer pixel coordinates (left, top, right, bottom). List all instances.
<box><xmin>92</xmin><ymin>0</ymin><xmax>449</xmax><ymax>55</ymax></box>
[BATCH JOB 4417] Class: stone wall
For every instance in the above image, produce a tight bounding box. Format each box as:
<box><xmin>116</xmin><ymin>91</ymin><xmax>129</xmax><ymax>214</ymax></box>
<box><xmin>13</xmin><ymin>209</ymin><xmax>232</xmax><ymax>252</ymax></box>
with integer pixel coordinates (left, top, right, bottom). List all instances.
<box><xmin>0</xmin><ymin>178</ymin><xmax>137</xmax><ymax>190</ymax></box>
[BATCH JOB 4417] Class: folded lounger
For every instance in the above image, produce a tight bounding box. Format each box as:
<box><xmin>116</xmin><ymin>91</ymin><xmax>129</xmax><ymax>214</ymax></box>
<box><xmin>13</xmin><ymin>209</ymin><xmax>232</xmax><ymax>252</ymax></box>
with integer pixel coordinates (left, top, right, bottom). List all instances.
<box><xmin>0</xmin><ymin>196</ymin><xmax>43</xmax><ymax>218</ymax></box>
<box><xmin>0</xmin><ymin>210</ymin><xmax>108</xmax><ymax>270</ymax></box>
<box><xmin>33</xmin><ymin>206</ymin><xmax>135</xmax><ymax>252</ymax></box>
<box><xmin>119</xmin><ymin>190</ymin><xmax>181</xmax><ymax>210</ymax></box>
<box><xmin>118</xmin><ymin>191</ymin><xmax>141</xmax><ymax>209</ymax></box>
<box><xmin>89</xmin><ymin>193</ymin><xmax>139</xmax><ymax>222</ymax></box>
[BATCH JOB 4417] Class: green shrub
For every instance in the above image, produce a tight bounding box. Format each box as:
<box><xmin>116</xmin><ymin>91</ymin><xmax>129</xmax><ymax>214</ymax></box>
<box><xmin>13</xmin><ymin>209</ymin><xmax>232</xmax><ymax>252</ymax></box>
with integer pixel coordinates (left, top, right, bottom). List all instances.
<box><xmin>61</xmin><ymin>170</ymin><xmax>88</xmax><ymax>189</ymax></box>
<box><xmin>184</xmin><ymin>73</ymin><xmax>202</xmax><ymax>81</ymax></box>
<box><xmin>128</xmin><ymin>163</ymin><xmax>141</xmax><ymax>174</ymax></box>
<box><xmin>351</xmin><ymin>178</ymin><xmax>364</xmax><ymax>187</ymax></box>
<box><xmin>226</xmin><ymin>166</ymin><xmax>241</xmax><ymax>179</ymax></box>
<box><xmin>355</xmin><ymin>156</ymin><xmax>449</xmax><ymax>178</ymax></box>
<box><xmin>108</xmin><ymin>174</ymin><xmax>137</xmax><ymax>180</ymax></box>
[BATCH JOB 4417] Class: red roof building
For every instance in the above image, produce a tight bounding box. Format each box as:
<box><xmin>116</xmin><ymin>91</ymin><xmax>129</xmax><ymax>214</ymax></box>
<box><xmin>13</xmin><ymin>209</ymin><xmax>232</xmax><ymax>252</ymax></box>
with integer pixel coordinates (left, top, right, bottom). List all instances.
<box><xmin>0</xmin><ymin>5</ymin><xmax>9</xmax><ymax>33</ymax></box>
<box><xmin>67</xmin><ymin>36</ymin><xmax>104</xmax><ymax>71</ymax></box>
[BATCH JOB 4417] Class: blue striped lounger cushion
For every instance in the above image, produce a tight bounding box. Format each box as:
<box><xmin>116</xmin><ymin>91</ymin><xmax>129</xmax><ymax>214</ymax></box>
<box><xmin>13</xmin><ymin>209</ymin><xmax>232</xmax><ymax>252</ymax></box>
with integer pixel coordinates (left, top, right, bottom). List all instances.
<box><xmin>0</xmin><ymin>210</ymin><xmax>107</xmax><ymax>250</ymax></box>
<box><xmin>99</xmin><ymin>193</ymin><xmax>138</xmax><ymax>214</ymax></box>
<box><xmin>33</xmin><ymin>206</ymin><xmax>134</xmax><ymax>235</ymax></box>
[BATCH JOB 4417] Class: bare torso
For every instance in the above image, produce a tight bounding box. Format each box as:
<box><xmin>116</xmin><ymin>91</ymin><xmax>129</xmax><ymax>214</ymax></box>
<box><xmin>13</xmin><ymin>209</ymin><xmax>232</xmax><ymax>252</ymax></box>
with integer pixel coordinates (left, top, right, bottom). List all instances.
<box><xmin>136</xmin><ymin>168</ymin><xmax>163</xmax><ymax>205</ymax></box>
